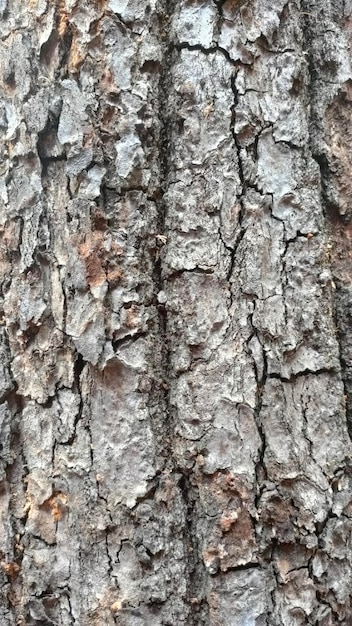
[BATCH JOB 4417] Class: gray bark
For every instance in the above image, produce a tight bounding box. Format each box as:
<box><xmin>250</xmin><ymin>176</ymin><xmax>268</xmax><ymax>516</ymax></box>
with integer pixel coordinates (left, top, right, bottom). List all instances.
<box><xmin>0</xmin><ymin>0</ymin><xmax>352</xmax><ymax>624</ymax></box>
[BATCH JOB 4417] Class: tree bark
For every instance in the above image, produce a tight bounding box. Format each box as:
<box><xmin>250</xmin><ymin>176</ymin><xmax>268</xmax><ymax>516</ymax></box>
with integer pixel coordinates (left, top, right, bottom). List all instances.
<box><xmin>0</xmin><ymin>0</ymin><xmax>352</xmax><ymax>624</ymax></box>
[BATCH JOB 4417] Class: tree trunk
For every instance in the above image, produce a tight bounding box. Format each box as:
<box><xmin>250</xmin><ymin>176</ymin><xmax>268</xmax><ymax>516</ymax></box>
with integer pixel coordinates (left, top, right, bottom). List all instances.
<box><xmin>0</xmin><ymin>0</ymin><xmax>352</xmax><ymax>624</ymax></box>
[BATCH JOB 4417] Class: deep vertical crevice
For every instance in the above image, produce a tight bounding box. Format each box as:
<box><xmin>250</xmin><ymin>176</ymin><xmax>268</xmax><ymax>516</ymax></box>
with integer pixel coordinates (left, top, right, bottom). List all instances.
<box><xmin>156</xmin><ymin>3</ymin><xmax>211</xmax><ymax>623</ymax></box>
<box><xmin>253</xmin><ymin>337</ymin><xmax>268</xmax><ymax>510</ymax></box>
<box><xmin>155</xmin><ymin>0</ymin><xmax>177</xmax><ymax>465</ymax></box>
<box><xmin>155</xmin><ymin>1</ymin><xmax>177</xmax><ymax>469</ymax></box>
<box><xmin>227</xmin><ymin>71</ymin><xmax>247</xmax><ymax>283</ymax></box>
<box><xmin>178</xmin><ymin>473</ymin><xmax>209</xmax><ymax>625</ymax></box>
<box><xmin>301</xmin><ymin>1</ymin><xmax>352</xmax><ymax>442</ymax></box>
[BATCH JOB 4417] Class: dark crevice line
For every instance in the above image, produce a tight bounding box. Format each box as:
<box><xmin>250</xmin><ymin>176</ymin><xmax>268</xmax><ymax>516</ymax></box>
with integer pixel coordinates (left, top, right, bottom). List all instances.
<box><xmin>175</xmin><ymin>41</ymin><xmax>237</xmax><ymax>65</ymax></box>
<box><xmin>111</xmin><ymin>331</ymin><xmax>148</xmax><ymax>352</ymax></box>
<box><xmin>223</xmin><ymin>561</ymin><xmax>262</xmax><ymax>573</ymax></box>
<box><xmin>333</xmin><ymin>286</ymin><xmax>352</xmax><ymax>440</ymax></box>
<box><xmin>229</xmin><ymin>56</ymin><xmax>269</xmax><ymax>529</ymax></box>
<box><xmin>267</xmin><ymin>367</ymin><xmax>336</xmax><ymax>383</ymax></box>
<box><xmin>156</xmin><ymin>0</ymin><xmax>176</xmax><ymax>464</ymax></box>
<box><xmin>301</xmin><ymin>4</ymin><xmax>352</xmax><ymax>619</ymax></box>
<box><xmin>178</xmin><ymin>474</ymin><xmax>209</xmax><ymax>624</ymax></box>
<box><xmin>227</xmin><ymin>71</ymin><xmax>247</xmax><ymax>287</ymax></box>
<box><xmin>213</xmin><ymin>0</ymin><xmax>248</xmax><ymax>18</ymax></box>
<box><xmin>227</xmin><ymin>54</ymin><xmax>275</xmax><ymax>586</ymax></box>
<box><xmin>301</xmin><ymin>3</ymin><xmax>352</xmax><ymax>444</ymax></box>
<box><xmin>156</xmin><ymin>2</ymin><xmax>206</xmax><ymax>623</ymax></box>
<box><xmin>61</xmin><ymin>353</ymin><xmax>85</xmax><ymax>446</ymax></box>
<box><xmin>212</xmin><ymin>0</ymin><xmax>224</xmax><ymax>17</ymax></box>
<box><xmin>166</xmin><ymin>266</ymin><xmax>215</xmax><ymax>281</ymax></box>
<box><xmin>253</xmin><ymin>335</ymin><xmax>268</xmax><ymax>511</ymax></box>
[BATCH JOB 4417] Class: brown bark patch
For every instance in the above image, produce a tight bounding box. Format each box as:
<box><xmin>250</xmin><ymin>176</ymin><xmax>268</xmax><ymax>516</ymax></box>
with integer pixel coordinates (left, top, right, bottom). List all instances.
<box><xmin>68</xmin><ymin>32</ymin><xmax>85</xmax><ymax>74</ymax></box>
<box><xmin>222</xmin><ymin>0</ymin><xmax>247</xmax><ymax>16</ymax></box>
<box><xmin>78</xmin><ymin>231</ymin><xmax>123</xmax><ymax>288</ymax></box>
<box><xmin>1</xmin><ymin>561</ymin><xmax>20</xmax><ymax>579</ymax></box>
<box><xmin>124</xmin><ymin>304</ymin><xmax>141</xmax><ymax>329</ymax></box>
<box><xmin>219</xmin><ymin>510</ymin><xmax>239</xmax><ymax>532</ymax></box>
<box><xmin>57</xmin><ymin>0</ymin><xmax>70</xmax><ymax>39</ymax></box>
<box><xmin>25</xmin><ymin>492</ymin><xmax>68</xmax><ymax>544</ymax></box>
<box><xmin>102</xmin><ymin>67</ymin><xmax>118</xmax><ymax>95</ymax></box>
<box><xmin>218</xmin><ymin>510</ymin><xmax>256</xmax><ymax>572</ymax></box>
<box><xmin>41</xmin><ymin>492</ymin><xmax>68</xmax><ymax>522</ymax></box>
<box><xmin>198</xmin><ymin>471</ymin><xmax>257</xmax><ymax>571</ymax></box>
<box><xmin>91</xmin><ymin>207</ymin><xmax>108</xmax><ymax>231</ymax></box>
<box><xmin>274</xmin><ymin>543</ymin><xmax>312</xmax><ymax>584</ymax></box>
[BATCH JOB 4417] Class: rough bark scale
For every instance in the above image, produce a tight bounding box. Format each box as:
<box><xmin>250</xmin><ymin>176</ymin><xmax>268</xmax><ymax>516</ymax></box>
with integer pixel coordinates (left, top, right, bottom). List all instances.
<box><xmin>0</xmin><ymin>0</ymin><xmax>352</xmax><ymax>624</ymax></box>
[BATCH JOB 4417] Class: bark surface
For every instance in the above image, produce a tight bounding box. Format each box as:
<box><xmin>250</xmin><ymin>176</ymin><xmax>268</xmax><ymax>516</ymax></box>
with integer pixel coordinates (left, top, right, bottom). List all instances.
<box><xmin>0</xmin><ymin>0</ymin><xmax>352</xmax><ymax>624</ymax></box>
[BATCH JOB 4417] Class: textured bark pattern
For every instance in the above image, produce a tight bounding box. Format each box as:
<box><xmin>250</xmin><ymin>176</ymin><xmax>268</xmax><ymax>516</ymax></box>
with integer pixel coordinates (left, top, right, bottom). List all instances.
<box><xmin>0</xmin><ymin>0</ymin><xmax>352</xmax><ymax>624</ymax></box>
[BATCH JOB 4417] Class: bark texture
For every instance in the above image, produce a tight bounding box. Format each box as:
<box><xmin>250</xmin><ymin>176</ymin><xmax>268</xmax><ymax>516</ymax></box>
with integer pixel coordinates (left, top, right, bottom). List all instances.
<box><xmin>0</xmin><ymin>0</ymin><xmax>352</xmax><ymax>624</ymax></box>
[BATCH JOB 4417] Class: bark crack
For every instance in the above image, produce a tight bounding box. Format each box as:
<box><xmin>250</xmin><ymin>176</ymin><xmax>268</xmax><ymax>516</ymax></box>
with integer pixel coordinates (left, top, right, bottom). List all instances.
<box><xmin>301</xmin><ymin>1</ymin><xmax>352</xmax><ymax>444</ymax></box>
<box><xmin>153</xmin><ymin>1</ymin><xmax>207</xmax><ymax>622</ymax></box>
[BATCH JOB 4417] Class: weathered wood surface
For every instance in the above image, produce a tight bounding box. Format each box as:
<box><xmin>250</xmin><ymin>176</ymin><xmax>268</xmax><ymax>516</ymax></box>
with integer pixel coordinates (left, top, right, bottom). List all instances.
<box><xmin>0</xmin><ymin>0</ymin><xmax>352</xmax><ymax>624</ymax></box>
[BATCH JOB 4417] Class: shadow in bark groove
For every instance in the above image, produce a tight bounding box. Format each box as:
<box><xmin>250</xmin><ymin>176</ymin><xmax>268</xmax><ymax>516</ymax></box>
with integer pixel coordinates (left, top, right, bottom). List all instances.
<box><xmin>302</xmin><ymin>1</ymin><xmax>352</xmax><ymax>443</ymax></box>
